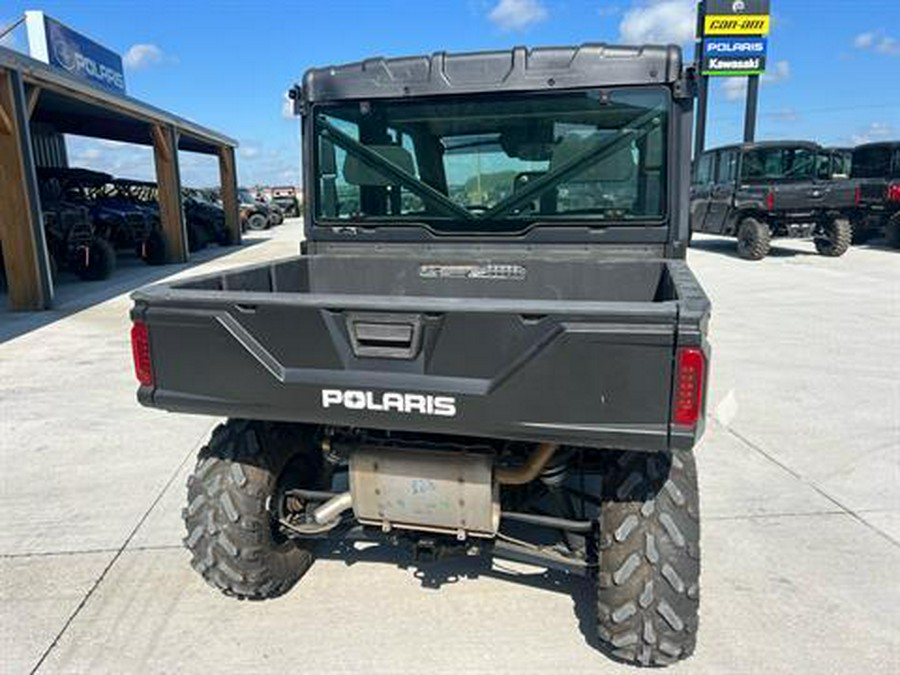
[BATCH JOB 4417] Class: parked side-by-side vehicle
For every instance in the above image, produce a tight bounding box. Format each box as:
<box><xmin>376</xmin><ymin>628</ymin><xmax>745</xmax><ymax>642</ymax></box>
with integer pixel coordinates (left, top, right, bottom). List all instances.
<box><xmin>131</xmin><ymin>44</ymin><xmax>710</xmax><ymax>667</ymax></box>
<box><xmin>849</xmin><ymin>141</ymin><xmax>900</xmax><ymax>248</ymax></box>
<box><xmin>690</xmin><ymin>141</ymin><xmax>854</xmax><ymax>260</ymax></box>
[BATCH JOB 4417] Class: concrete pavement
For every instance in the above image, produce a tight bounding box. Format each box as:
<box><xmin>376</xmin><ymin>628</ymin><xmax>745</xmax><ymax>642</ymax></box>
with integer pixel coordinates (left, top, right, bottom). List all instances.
<box><xmin>1</xmin><ymin>224</ymin><xmax>898</xmax><ymax>674</ymax></box>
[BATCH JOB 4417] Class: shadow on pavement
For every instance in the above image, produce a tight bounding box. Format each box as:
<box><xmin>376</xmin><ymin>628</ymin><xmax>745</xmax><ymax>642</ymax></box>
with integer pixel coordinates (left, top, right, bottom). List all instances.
<box><xmin>0</xmin><ymin>241</ymin><xmax>261</xmax><ymax>344</ymax></box>
<box><xmin>315</xmin><ymin>537</ymin><xmax>601</xmax><ymax>651</ymax></box>
<box><xmin>853</xmin><ymin>237</ymin><xmax>899</xmax><ymax>253</ymax></box>
<box><xmin>689</xmin><ymin>236</ymin><xmax>819</xmax><ymax>259</ymax></box>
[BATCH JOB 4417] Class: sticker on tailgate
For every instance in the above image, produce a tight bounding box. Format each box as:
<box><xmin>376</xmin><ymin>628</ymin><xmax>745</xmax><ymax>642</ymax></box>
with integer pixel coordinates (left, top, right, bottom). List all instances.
<box><xmin>419</xmin><ymin>263</ymin><xmax>526</xmax><ymax>280</ymax></box>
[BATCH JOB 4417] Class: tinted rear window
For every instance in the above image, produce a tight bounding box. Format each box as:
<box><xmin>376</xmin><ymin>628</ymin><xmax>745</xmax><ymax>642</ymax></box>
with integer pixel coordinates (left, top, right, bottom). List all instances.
<box><xmin>852</xmin><ymin>146</ymin><xmax>899</xmax><ymax>179</ymax></box>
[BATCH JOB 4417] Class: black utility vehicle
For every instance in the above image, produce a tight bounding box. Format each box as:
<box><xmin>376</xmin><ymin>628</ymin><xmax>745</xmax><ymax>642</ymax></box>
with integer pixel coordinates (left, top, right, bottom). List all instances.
<box><xmin>36</xmin><ymin>172</ymin><xmax>116</xmax><ymax>280</ymax></box>
<box><xmin>39</xmin><ymin>168</ymin><xmax>165</xmax><ymax>265</ymax></box>
<box><xmin>183</xmin><ymin>188</ymin><xmax>232</xmax><ymax>249</ymax></box>
<box><xmin>130</xmin><ymin>45</ymin><xmax>710</xmax><ymax>667</ymax></box>
<box><xmin>271</xmin><ymin>185</ymin><xmax>300</xmax><ymax>217</ymax></box>
<box><xmin>691</xmin><ymin>141</ymin><xmax>854</xmax><ymax>260</ymax></box>
<box><xmin>238</xmin><ymin>188</ymin><xmax>271</xmax><ymax>231</ymax></box>
<box><xmin>850</xmin><ymin>141</ymin><xmax>900</xmax><ymax>247</ymax></box>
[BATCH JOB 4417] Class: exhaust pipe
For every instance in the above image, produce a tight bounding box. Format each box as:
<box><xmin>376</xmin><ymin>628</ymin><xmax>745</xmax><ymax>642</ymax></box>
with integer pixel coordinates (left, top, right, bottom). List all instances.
<box><xmin>495</xmin><ymin>442</ymin><xmax>558</xmax><ymax>485</ymax></box>
<box><xmin>313</xmin><ymin>491</ymin><xmax>353</xmax><ymax>525</ymax></box>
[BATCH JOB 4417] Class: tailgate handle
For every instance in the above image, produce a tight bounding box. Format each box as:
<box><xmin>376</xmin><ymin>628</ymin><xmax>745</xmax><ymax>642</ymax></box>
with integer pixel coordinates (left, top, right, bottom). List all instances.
<box><xmin>348</xmin><ymin>314</ymin><xmax>422</xmax><ymax>359</ymax></box>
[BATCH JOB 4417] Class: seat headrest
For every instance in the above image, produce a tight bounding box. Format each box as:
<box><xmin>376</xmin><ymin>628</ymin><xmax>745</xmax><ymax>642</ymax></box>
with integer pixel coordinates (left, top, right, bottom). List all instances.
<box><xmin>343</xmin><ymin>145</ymin><xmax>415</xmax><ymax>186</ymax></box>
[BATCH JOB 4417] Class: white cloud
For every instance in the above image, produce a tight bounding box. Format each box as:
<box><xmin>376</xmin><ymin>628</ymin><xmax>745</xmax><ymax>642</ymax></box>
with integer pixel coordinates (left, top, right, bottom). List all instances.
<box><xmin>720</xmin><ymin>60</ymin><xmax>790</xmax><ymax>102</ymax></box>
<box><xmin>123</xmin><ymin>43</ymin><xmax>167</xmax><ymax>70</ymax></box>
<box><xmin>488</xmin><ymin>0</ymin><xmax>548</xmax><ymax>32</ymax></box>
<box><xmin>854</xmin><ymin>32</ymin><xmax>876</xmax><ymax>49</ymax></box>
<box><xmin>850</xmin><ymin>122</ymin><xmax>894</xmax><ymax>145</ymax></box>
<box><xmin>854</xmin><ymin>30</ymin><xmax>900</xmax><ymax>56</ymax></box>
<box><xmin>240</xmin><ymin>145</ymin><xmax>261</xmax><ymax>159</ymax></box>
<box><xmin>619</xmin><ymin>1</ymin><xmax>695</xmax><ymax>46</ymax></box>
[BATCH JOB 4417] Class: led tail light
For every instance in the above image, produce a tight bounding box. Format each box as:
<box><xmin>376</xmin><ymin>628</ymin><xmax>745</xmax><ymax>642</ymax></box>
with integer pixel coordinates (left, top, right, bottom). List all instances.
<box><xmin>765</xmin><ymin>189</ymin><xmax>775</xmax><ymax>211</ymax></box>
<box><xmin>887</xmin><ymin>183</ymin><xmax>900</xmax><ymax>203</ymax></box>
<box><xmin>131</xmin><ymin>321</ymin><xmax>154</xmax><ymax>387</ymax></box>
<box><xmin>673</xmin><ymin>347</ymin><xmax>705</xmax><ymax>427</ymax></box>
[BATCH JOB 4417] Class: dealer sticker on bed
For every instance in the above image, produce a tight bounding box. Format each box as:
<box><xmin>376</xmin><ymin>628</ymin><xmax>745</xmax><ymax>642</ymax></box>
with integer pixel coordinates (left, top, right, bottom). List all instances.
<box><xmin>419</xmin><ymin>264</ymin><xmax>526</xmax><ymax>280</ymax></box>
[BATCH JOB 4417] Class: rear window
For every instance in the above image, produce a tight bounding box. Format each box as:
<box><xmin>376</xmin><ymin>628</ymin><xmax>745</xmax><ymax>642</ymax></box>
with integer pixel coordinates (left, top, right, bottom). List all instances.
<box><xmin>312</xmin><ymin>87</ymin><xmax>670</xmax><ymax>233</ymax></box>
<box><xmin>852</xmin><ymin>145</ymin><xmax>899</xmax><ymax>179</ymax></box>
<box><xmin>741</xmin><ymin>147</ymin><xmax>817</xmax><ymax>181</ymax></box>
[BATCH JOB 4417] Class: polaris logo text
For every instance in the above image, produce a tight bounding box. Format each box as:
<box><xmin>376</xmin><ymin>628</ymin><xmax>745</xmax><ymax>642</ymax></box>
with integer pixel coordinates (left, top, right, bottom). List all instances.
<box><xmin>321</xmin><ymin>390</ymin><xmax>457</xmax><ymax>417</ymax></box>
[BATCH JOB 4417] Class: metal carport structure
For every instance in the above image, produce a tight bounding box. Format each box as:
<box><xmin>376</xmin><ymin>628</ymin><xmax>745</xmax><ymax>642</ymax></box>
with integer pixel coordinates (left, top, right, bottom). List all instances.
<box><xmin>0</xmin><ymin>45</ymin><xmax>240</xmax><ymax>311</ymax></box>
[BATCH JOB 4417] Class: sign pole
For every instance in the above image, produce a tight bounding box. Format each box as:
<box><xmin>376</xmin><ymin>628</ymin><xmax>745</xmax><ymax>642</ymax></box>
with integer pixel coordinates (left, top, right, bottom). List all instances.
<box><xmin>743</xmin><ymin>74</ymin><xmax>760</xmax><ymax>142</ymax></box>
<box><xmin>693</xmin><ymin>1</ymin><xmax>708</xmax><ymax>159</ymax></box>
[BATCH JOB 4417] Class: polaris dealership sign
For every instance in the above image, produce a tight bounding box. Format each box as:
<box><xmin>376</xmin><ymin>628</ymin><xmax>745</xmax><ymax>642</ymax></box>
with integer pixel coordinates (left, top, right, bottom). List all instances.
<box><xmin>24</xmin><ymin>11</ymin><xmax>126</xmax><ymax>94</ymax></box>
<box><xmin>702</xmin><ymin>37</ymin><xmax>768</xmax><ymax>76</ymax></box>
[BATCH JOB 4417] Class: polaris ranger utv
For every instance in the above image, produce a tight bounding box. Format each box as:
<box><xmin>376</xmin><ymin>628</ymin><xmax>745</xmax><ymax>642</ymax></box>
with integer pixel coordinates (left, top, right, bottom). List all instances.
<box><xmin>690</xmin><ymin>141</ymin><xmax>854</xmax><ymax>260</ymax></box>
<box><xmin>849</xmin><ymin>141</ymin><xmax>900</xmax><ymax>247</ymax></box>
<box><xmin>130</xmin><ymin>44</ymin><xmax>710</xmax><ymax>667</ymax></box>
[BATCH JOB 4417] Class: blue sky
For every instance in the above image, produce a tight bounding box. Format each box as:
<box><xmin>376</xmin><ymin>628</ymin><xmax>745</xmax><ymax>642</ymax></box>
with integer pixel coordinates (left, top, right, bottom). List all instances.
<box><xmin>2</xmin><ymin>0</ymin><xmax>898</xmax><ymax>186</ymax></box>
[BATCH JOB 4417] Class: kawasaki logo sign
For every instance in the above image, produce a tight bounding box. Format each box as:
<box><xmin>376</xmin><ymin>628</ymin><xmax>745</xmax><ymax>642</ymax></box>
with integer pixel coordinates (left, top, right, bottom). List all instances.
<box><xmin>702</xmin><ymin>37</ymin><xmax>768</xmax><ymax>76</ymax></box>
<box><xmin>322</xmin><ymin>389</ymin><xmax>457</xmax><ymax>417</ymax></box>
<box><xmin>25</xmin><ymin>11</ymin><xmax>126</xmax><ymax>94</ymax></box>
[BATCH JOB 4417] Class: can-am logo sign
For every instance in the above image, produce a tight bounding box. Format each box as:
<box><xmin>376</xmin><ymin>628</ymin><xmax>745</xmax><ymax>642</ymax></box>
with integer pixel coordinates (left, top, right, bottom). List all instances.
<box><xmin>322</xmin><ymin>389</ymin><xmax>457</xmax><ymax>417</ymax></box>
<box><xmin>25</xmin><ymin>11</ymin><xmax>126</xmax><ymax>94</ymax></box>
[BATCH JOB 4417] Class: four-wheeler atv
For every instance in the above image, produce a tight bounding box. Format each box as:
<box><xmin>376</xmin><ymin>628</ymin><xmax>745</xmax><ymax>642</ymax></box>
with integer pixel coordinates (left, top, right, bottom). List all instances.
<box><xmin>849</xmin><ymin>141</ymin><xmax>900</xmax><ymax>247</ymax></box>
<box><xmin>690</xmin><ymin>141</ymin><xmax>855</xmax><ymax>260</ymax></box>
<box><xmin>131</xmin><ymin>44</ymin><xmax>710</xmax><ymax>667</ymax></box>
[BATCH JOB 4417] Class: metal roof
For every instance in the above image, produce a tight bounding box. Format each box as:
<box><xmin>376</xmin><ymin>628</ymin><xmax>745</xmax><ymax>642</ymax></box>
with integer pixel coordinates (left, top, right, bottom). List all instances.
<box><xmin>0</xmin><ymin>45</ymin><xmax>237</xmax><ymax>154</ymax></box>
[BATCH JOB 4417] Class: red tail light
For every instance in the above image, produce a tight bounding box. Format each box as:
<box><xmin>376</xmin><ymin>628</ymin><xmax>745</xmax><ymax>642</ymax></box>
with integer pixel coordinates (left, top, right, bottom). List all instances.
<box><xmin>855</xmin><ymin>185</ymin><xmax>862</xmax><ymax>206</ymax></box>
<box><xmin>673</xmin><ymin>347</ymin><xmax>705</xmax><ymax>427</ymax></box>
<box><xmin>131</xmin><ymin>321</ymin><xmax>154</xmax><ymax>387</ymax></box>
<box><xmin>765</xmin><ymin>189</ymin><xmax>775</xmax><ymax>211</ymax></box>
<box><xmin>887</xmin><ymin>183</ymin><xmax>900</xmax><ymax>203</ymax></box>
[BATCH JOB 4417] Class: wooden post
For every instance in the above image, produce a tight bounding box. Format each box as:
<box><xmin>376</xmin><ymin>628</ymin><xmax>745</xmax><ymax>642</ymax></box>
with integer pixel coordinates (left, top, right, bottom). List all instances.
<box><xmin>151</xmin><ymin>123</ymin><xmax>187</xmax><ymax>263</ymax></box>
<box><xmin>0</xmin><ymin>69</ymin><xmax>53</xmax><ymax>310</ymax></box>
<box><xmin>218</xmin><ymin>145</ymin><xmax>241</xmax><ymax>245</ymax></box>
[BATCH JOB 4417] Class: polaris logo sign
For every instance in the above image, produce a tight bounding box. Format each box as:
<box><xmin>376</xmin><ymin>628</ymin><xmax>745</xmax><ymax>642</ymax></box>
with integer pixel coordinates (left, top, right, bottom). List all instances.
<box><xmin>322</xmin><ymin>389</ymin><xmax>457</xmax><ymax>417</ymax></box>
<box><xmin>25</xmin><ymin>12</ymin><xmax>126</xmax><ymax>94</ymax></box>
<box><xmin>702</xmin><ymin>38</ymin><xmax>768</xmax><ymax>76</ymax></box>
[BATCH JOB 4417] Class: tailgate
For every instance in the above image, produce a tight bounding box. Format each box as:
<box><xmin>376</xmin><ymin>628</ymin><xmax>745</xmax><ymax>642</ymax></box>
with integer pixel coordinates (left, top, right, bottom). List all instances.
<box><xmin>133</xmin><ymin>292</ymin><xmax>684</xmax><ymax>452</ymax></box>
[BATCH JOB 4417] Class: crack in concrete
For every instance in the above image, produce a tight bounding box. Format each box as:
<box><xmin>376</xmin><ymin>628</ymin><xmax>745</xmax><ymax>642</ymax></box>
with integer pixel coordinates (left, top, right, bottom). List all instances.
<box><xmin>1</xmin><ymin>544</ymin><xmax>183</xmax><ymax>560</ymax></box>
<box><xmin>29</xmin><ymin>423</ymin><xmax>215</xmax><ymax>675</ymax></box>
<box><xmin>717</xmin><ymin>421</ymin><xmax>900</xmax><ymax>549</ymax></box>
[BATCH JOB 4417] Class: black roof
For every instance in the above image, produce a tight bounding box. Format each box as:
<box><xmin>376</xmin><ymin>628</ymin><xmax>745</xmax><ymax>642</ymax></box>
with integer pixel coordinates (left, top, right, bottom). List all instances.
<box><xmin>853</xmin><ymin>141</ymin><xmax>900</xmax><ymax>152</ymax></box>
<box><xmin>298</xmin><ymin>44</ymin><xmax>683</xmax><ymax>105</ymax></box>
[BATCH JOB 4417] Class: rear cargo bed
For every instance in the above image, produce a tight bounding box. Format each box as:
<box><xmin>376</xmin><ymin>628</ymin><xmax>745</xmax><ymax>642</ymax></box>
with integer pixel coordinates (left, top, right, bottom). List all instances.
<box><xmin>132</xmin><ymin>255</ymin><xmax>709</xmax><ymax>452</ymax></box>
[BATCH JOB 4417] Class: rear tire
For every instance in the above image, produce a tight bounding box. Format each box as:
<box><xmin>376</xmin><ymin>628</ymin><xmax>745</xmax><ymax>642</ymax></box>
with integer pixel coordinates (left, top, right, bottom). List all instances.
<box><xmin>595</xmin><ymin>449</ymin><xmax>701</xmax><ymax>667</ymax></box>
<box><xmin>815</xmin><ymin>217</ymin><xmax>851</xmax><ymax>257</ymax></box>
<box><xmin>736</xmin><ymin>217</ymin><xmax>770</xmax><ymax>260</ymax></box>
<box><xmin>886</xmin><ymin>214</ymin><xmax>900</xmax><ymax>249</ymax></box>
<box><xmin>76</xmin><ymin>238</ymin><xmax>116</xmax><ymax>281</ymax></box>
<box><xmin>183</xmin><ymin>420</ymin><xmax>321</xmax><ymax>600</ymax></box>
<box><xmin>247</xmin><ymin>213</ymin><xmax>269</xmax><ymax>231</ymax></box>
